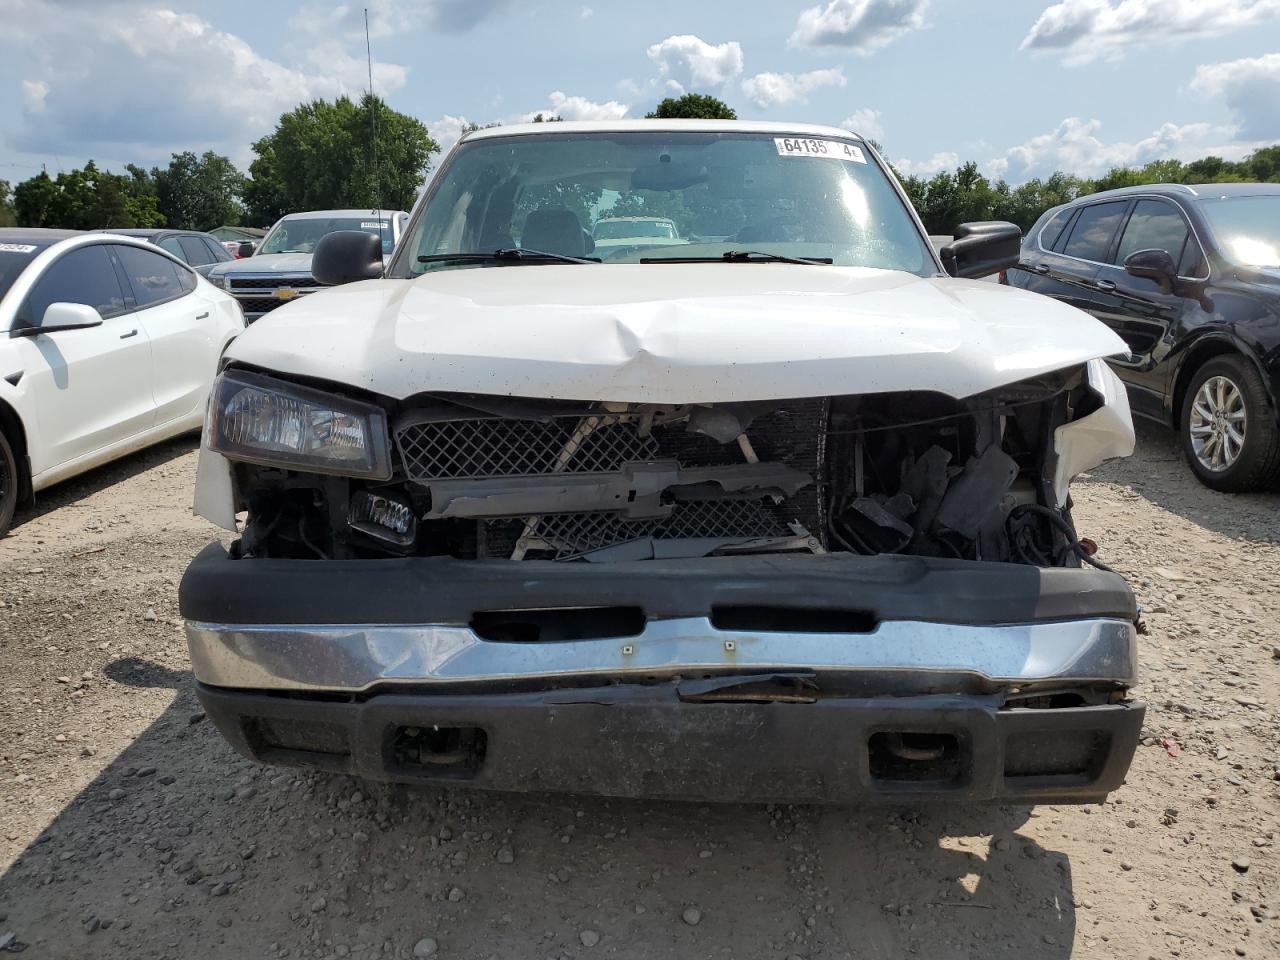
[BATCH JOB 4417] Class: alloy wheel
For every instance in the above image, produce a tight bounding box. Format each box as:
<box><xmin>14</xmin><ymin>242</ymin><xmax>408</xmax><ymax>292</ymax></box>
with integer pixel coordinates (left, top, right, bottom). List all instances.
<box><xmin>1188</xmin><ymin>375</ymin><xmax>1247</xmax><ymax>472</ymax></box>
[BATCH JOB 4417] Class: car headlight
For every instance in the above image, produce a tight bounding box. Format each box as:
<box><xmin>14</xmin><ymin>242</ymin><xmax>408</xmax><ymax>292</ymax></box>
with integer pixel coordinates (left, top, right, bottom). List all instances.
<box><xmin>206</xmin><ymin>370</ymin><xmax>392</xmax><ymax>479</ymax></box>
<box><xmin>211</xmin><ymin>273</ymin><xmax>230</xmax><ymax>289</ymax></box>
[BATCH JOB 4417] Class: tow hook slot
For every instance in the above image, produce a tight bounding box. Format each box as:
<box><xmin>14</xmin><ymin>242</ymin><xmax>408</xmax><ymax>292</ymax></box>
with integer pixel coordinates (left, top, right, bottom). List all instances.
<box><xmin>868</xmin><ymin>731</ymin><xmax>962</xmax><ymax>782</ymax></box>
<box><xmin>390</xmin><ymin>725</ymin><xmax>487</xmax><ymax>778</ymax></box>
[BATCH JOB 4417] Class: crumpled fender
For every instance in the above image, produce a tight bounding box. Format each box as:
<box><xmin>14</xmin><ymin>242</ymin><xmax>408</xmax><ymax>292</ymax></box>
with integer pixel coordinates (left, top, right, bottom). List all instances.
<box><xmin>1052</xmin><ymin>359</ymin><xmax>1136</xmax><ymax>508</ymax></box>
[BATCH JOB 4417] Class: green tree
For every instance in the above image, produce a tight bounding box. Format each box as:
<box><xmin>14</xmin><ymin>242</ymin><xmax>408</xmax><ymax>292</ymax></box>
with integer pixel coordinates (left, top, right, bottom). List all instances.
<box><xmin>13</xmin><ymin>161</ymin><xmax>162</xmax><ymax>229</ymax></box>
<box><xmin>155</xmin><ymin>151</ymin><xmax>245</xmax><ymax>230</ymax></box>
<box><xmin>244</xmin><ymin>94</ymin><xmax>437</xmax><ymax>225</ymax></box>
<box><xmin>645</xmin><ymin>93</ymin><xmax>737</xmax><ymax>120</ymax></box>
<box><xmin>0</xmin><ymin>179</ymin><xmax>15</xmax><ymax>227</ymax></box>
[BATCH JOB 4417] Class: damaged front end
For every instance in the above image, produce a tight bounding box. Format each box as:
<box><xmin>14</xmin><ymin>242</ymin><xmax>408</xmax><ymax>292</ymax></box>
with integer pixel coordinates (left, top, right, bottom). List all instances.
<box><xmin>183</xmin><ymin>360</ymin><xmax>1143</xmax><ymax>803</ymax></box>
<box><xmin>201</xmin><ymin>359</ymin><xmax>1131</xmax><ymax>569</ymax></box>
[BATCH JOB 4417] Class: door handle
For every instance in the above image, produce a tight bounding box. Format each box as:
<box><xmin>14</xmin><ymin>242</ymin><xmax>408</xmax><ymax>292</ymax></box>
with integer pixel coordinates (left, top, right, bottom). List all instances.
<box><xmin>119</xmin><ymin>329</ymin><xmax>138</xmax><ymax>339</ymax></box>
<box><xmin>1095</xmin><ymin>280</ymin><xmax>1116</xmax><ymax>293</ymax></box>
<box><xmin>195</xmin><ymin>311</ymin><xmax>210</xmax><ymax>320</ymax></box>
<box><xmin>1034</xmin><ymin>264</ymin><xmax>1050</xmax><ymax>275</ymax></box>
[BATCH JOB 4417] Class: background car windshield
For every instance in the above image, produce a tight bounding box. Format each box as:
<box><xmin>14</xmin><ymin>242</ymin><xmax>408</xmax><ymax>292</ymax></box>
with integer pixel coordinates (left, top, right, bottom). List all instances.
<box><xmin>398</xmin><ymin>132</ymin><xmax>934</xmax><ymax>274</ymax></box>
<box><xmin>1200</xmin><ymin>196</ymin><xmax>1280</xmax><ymax>268</ymax></box>
<box><xmin>260</xmin><ymin>218</ymin><xmax>394</xmax><ymax>255</ymax></box>
<box><xmin>0</xmin><ymin>242</ymin><xmax>48</xmax><ymax>306</ymax></box>
<box><xmin>595</xmin><ymin>220</ymin><xmax>676</xmax><ymax>240</ymax></box>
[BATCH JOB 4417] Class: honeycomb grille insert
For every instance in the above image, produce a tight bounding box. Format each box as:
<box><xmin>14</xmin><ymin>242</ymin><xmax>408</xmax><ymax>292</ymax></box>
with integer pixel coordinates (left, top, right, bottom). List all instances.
<box><xmin>395</xmin><ymin>416</ymin><xmax>660</xmax><ymax>481</ymax></box>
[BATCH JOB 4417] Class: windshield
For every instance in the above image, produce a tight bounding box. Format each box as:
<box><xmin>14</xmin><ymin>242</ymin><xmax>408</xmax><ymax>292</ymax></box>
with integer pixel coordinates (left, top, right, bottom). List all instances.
<box><xmin>0</xmin><ymin>241</ymin><xmax>47</xmax><ymax>306</ymax></box>
<box><xmin>393</xmin><ymin>131</ymin><xmax>934</xmax><ymax>275</ymax></box>
<box><xmin>259</xmin><ymin>217</ymin><xmax>394</xmax><ymax>256</ymax></box>
<box><xmin>1200</xmin><ymin>196</ymin><xmax>1280</xmax><ymax>268</ymax></box>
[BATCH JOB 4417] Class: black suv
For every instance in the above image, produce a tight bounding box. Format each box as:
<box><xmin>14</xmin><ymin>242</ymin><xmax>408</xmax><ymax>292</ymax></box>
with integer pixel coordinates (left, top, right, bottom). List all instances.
<box><xmin>1007</xmin><ymin>183</ymin><xmax>1280</xmax><ymax>491</ymax></box>
<box><xmin>94</xmin><ymin>228</ymin><xmax>233</xmax><ymax>278</ymax></box>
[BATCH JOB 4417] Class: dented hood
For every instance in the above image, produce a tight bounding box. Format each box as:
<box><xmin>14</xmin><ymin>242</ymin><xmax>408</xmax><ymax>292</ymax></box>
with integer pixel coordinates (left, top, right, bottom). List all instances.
<box><xmin>225</xmin><ymin>263</ymin><xmax>1128</xmax><ymax>403</ymax></box>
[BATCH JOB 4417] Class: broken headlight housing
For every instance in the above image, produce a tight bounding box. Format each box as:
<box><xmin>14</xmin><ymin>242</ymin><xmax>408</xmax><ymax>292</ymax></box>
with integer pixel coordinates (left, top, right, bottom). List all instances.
<box><xmin>206</xmin><ymin>369</ymin><xmax>392</xmax><ymax>479</ymax></box>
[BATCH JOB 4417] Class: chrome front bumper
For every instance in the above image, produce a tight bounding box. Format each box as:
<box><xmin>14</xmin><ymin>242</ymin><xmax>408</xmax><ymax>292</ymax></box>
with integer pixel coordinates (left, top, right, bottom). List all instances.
<box><xmin>186</xmin><ymin>616</ymin><xmax>1137</xmax><ymax>695</ymax></box>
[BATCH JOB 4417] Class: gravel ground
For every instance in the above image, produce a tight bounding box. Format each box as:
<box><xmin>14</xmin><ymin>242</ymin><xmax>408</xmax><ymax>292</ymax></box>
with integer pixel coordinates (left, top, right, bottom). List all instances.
<box><xmin>0</xmin><ymin>422</ymin><xmax>1277</xmax><ymax>959</ymax></box>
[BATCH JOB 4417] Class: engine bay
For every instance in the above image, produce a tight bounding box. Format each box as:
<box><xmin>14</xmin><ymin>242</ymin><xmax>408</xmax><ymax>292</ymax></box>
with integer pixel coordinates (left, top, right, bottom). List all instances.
<box><xmin>229</xmin><ymin>364</ymin><xmax>1108</xmax><ymax>569</ymax></box>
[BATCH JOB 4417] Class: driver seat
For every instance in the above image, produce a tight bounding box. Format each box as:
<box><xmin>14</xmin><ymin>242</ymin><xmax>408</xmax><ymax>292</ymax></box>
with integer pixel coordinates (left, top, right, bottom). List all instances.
<box><xmin>522</xmin><ymin>208</ymin><xmax>590</xmax><ymax>257</ymax></box>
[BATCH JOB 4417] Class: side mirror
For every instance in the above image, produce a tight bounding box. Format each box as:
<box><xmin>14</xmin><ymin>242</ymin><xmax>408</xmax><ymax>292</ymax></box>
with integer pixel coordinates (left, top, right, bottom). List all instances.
<box><xmin>312</xmin><ymin>231</ymin><xmax>384</xmax><ymax>286</ymax></box>
<box><xmin>20</xmin><ymin>302</ymin><xmax>105</xmax><ymax>336</ymax></box>
<box><xmin>1123</xmin><ymin>248</ymin><xmax>1177</xmax><ymax>294</ymax></box>
<box><xmin>236</xmin><ymin>242</ymin><xmax>256</xmax><ymax>258</ymax></box>
<box><xmin>940</xmin><ymin>221</ymin><xmax>1022</xmax><ymax>279</ymax></box>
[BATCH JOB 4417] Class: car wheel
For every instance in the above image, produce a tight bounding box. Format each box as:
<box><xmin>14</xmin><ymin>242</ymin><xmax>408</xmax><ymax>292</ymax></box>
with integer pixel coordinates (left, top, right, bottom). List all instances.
<box><xmin>0</xmin><ymin>427</ymin><xmax>18</xmax><ymax>536</ymax></box>
<box><xmin>1180</xmin><ymin>355</ymin><xmax>1280</xmax><ymax>492</ymax></box>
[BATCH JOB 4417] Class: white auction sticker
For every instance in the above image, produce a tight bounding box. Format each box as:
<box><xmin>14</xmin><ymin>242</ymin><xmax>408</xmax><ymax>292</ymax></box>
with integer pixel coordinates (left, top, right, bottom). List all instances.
<box><xmin>360</xmin><ymin>222</ymin><xmax>384</xmax><ymax>229</ymax></box>
<box><xmin>774</xmin><ymin>137</ymin><xmax>866</xmax><ymax>163</ymax></box>
<box><xmin>0</xmin><ymin>243</ymin><xmax>37</xmax><ymax>254</ymax></box>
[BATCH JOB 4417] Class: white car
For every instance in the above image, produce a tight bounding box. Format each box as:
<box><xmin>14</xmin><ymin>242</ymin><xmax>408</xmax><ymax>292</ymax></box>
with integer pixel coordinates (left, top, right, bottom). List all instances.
<box><xmin>183</xmin><ymin>120</ymin><xmax>1144</xmax><ymax>805</ymax></box>
<box><xmin>591</xmin><ymin>216</ymin><xmax>688</xmax><ymax>256</ymax></box>
<box><xmin>0</xmin><ymin>229</ymin><xmax>244</xmax><ymax>532</ymax></box>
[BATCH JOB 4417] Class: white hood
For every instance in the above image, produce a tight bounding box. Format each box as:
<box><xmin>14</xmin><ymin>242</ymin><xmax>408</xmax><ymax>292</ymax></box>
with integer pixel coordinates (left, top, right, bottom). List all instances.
<box><xmin>225</xmin><ymin>264</ymin><xmax>1128</xmax><ymax>403</ymax></box>
<box><xmin>214</xmin><ymin>253</ymin><xmax>314</xmax><ymax>276</ymax></box>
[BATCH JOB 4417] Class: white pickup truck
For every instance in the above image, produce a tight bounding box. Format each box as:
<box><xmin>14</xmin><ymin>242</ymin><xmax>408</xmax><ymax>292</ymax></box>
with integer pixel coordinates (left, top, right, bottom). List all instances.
<box><xmin>182</xmin><ymin>120</ymin><xmax>1143</xmax><ymax>805</ymax></box>
<box><xmin>206</xmin><ymin>209</ymin><xmax>408</xmax><ymax>322</ymax></box>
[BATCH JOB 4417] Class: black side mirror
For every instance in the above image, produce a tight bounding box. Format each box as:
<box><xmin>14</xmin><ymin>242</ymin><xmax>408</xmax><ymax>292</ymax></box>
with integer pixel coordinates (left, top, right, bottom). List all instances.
<box><xmin>1123</xmin><ymin>248</ymin><xmax>1178</xmax><ymax>294</ymax></box>
<box><xmin>236</xmin><ymin>242</ymin><xmax>256</xmax><ymax>258</ymax></box>
<box><xmin>313</xmin><ymin>231</ymin><xmax>384</xmax><ymax>286</ymax></box>
<box><xmin>939</xmin><ymin>221</ymin><xmax>1021</xmax><ymax>279</ymax></box>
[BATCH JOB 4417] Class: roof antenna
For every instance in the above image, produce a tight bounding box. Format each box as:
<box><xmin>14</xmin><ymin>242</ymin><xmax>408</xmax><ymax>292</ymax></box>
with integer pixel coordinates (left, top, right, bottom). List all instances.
<box><xmin>364</xmin><ymin>7</ymin><xmax>385</xmax><ymax>269</ymax></box>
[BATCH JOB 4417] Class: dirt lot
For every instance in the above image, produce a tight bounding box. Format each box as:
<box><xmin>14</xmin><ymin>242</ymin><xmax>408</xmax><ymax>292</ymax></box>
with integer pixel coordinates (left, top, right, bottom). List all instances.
<box><xmin>0</xmin><ymin>423</ymin><xmax>1277</xmax><ymax>960</ymax></box>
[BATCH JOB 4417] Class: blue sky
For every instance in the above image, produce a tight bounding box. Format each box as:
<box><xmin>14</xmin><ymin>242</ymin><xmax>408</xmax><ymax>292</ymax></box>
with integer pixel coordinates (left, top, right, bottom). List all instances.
<box><xmin>2</xmin><ymin>0</ymin><xmax>1279</xmax><ymax>186</ymax></box>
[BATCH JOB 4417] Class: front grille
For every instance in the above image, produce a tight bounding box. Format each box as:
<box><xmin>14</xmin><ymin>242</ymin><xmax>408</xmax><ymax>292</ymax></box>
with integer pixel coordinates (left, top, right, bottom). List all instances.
<box><xmin>396</xmin><ymin>415</ymin><xmax>660</xmax><ymax>481</ymax></box>
<box><xmin>235</xmin><ymin>297</ymin><xmax>288</xmax><ymax>316</ymax></box>
<box><xmin>515</xmin><ymin>498</ymin><xmax>794</xmax><ymax>560</ymax></box>
<box><xmin>394</xmin><ymin>404</ymin><xmax>827</xmax><ymax>561</ymax></box>
<box><xmin>229</xmin><ymin>276</ymin><xmax>317</xmax><ymax>290</ymax></box>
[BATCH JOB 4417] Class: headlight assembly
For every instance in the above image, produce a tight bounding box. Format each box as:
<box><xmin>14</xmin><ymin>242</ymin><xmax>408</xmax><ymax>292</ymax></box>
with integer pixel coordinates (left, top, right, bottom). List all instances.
<box><xmin>206</xmin><ymin>370</ymin><xmax>392</xmax><ymax>479</ymax></box>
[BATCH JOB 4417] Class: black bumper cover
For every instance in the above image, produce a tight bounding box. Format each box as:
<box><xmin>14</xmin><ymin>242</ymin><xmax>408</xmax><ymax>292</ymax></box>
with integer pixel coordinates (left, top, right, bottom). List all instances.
<box><xmin>180</xmin><ymin>542</ymin><xmax>1137</xmax><ymax>626</ymax></box>
<box><xmin>197</xmin><ymin>683</ymin><xmax>1145</xmax><ymax>805</ymax></box>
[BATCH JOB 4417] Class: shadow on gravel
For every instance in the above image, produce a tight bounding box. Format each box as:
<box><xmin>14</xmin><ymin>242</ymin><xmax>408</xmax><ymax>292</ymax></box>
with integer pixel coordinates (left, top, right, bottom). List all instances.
<box><xmin>9</xmin><ymin>433</ymin><xmax>199</xmax><ymax>532</ymax></box>
<box><xmin>0</xmin><ymin>666</ymin><xmax>1076</xmax><ymax>960</ymax></box>
<box><xmin>1091</xmin><ymin>420</ymin><xmax>1280</xmax><ymax>544</ymax></box>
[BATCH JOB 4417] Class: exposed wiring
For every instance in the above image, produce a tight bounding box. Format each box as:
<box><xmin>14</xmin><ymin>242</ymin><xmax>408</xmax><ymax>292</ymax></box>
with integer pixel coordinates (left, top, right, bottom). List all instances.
<box><xmin>1006</xmin><ymin>504</ymin><xmax>1114</xmax><ymax>573</ymax></box>
<box><xmin>826</xmin><ymin>389</ymin><xmax>1070</xmax><ymax>438</ymax></box>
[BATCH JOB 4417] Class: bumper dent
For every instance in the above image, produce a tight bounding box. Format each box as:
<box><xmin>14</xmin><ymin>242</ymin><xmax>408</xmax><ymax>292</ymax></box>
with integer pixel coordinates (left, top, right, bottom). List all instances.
<box><xmin>186</xmin><ymin>616</ymin><xmax>1138</xmax><ymax>694</ymax></box>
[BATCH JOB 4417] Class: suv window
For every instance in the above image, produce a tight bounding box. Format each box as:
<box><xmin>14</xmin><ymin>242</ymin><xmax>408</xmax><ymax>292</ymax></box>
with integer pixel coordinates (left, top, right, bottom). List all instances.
<box><xmin>202</xmin><ymin>237</ymin><xmax>232</xmax><ymax>262</ymax></box>
<box><xmin>22</xmin><ymin>244</ymin><xmax>127</xmax><ymax>326</ymax></box>
<box><xmin>157</xmin><ymin>236</ymin><xmax>185</xmax><ymax>259</ymax></box>
<box><xmin>1061</xmin><ymin>201</ymin><xmax>1128</xmax><ymax>262</ymax></box>
<box><xmin>1039</xmin><ymin>208</ymin><xmax>1072</xmax><ymax>250</ymax></box>
<box><xmin>1115</xmin><ymin>199</ymin><xmax>1190</xmax><ymax>266</ymax></box>
<box><xmin>114</xmin><ymin>244</ymin><xmax>190</xmax><ymax>307</ymax></box>
<box><xmin>179</xmin><ymin>235</ymin><xmax>215</xmax><ymax>266</ymax></box>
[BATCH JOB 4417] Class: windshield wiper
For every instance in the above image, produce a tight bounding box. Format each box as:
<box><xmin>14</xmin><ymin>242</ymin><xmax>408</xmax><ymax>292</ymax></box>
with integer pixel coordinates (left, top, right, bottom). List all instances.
<box><xmin>640</xmin><ymin>250</ymin><xmax>833</xmax><ymax>265</ymax></box>
<box><xmin>418</xmin><ymin>248</ymin><xmax>601</xmax><ymax>266</ymax></box>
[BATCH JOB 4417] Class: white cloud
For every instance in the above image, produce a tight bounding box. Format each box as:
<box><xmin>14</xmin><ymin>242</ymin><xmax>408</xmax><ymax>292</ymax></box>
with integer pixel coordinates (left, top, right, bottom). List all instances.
<box><xmin>3</xmin><ymin>3</ymin><xmax>408</xmax><ymax>166</ymax></box>
<box><xmin>1191</xmin><ymin>53</ymin><xmax>1280</xmax><ymax>140</ymax></box>
<box><xmin>20</xmin><ymin>79</ymin><xmax>48</xmax><ymax>113</ymax></box>
<box><xmin>291</xmin><ymin>0</ymin><xmax>511</xmax><ymax>39</ymax></box>
<box><xmin>518</xmin><ymin>91</ymin><xmax>629</xmax><ymax>122</ymax></box>
<box><xmin>789</xmin><ymin>0</ymin><xmax>928</xmax><ymax>53</ymax></box>
<box><xmin>425</xmin><ymin>115</ymin><xmax>475</xmax><ymax>157</ymax></box>
<box><xmin>580</xmin><ymin>5</ymin><xmax>593</xmax><ymax>18</ymax></box>
<box><xmin>842</xmin><ymin>108</ymin><xmax>883</xmax><ymax>140</ymax></box>
<box><xmin>893</xmin><ymin>151</ymin><xmax>959</xmax><ymax>177</ymax></box>
<box><xmin>645</xmin><ymin>35</ymin><xmax>744</xmax><ymax>93</ymax></box>
<box><xmin>987</xmin><ymin>116</ymin><xmax>1253</xmax><ymax>182</ymax></box>
<box><xmin>741</xmin><ymin>68</ymin><xmax>845</xmax><ymax>108</ymax></box>
<box><xmin>1021</xmin><ymin>0</ymin><xmax>1280</xmax><ymax>64</ymax></box>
